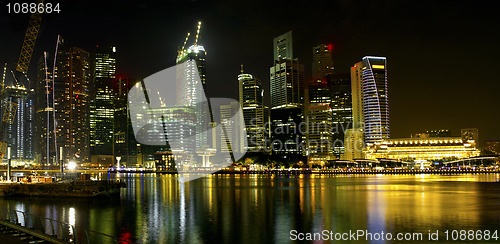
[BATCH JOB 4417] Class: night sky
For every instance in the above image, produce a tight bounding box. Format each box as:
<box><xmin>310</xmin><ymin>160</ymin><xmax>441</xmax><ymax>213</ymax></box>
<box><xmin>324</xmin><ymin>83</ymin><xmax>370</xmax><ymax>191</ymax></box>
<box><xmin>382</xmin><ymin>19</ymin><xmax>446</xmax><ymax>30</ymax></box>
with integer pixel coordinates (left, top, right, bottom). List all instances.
<box><xmin>1</xmin><ymin>0</ymin><xmax>499</xmax><ymax>145</ymax></box>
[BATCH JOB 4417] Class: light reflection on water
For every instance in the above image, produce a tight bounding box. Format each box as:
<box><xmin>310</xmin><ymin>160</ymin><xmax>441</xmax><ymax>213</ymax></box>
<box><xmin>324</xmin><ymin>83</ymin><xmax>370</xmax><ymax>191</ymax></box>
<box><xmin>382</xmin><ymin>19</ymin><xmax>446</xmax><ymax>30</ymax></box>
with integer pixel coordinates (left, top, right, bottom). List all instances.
<box><xmin>0</xmin><ymin>174</ymin><xmax>500</xmax><ymax>243</ymax></box>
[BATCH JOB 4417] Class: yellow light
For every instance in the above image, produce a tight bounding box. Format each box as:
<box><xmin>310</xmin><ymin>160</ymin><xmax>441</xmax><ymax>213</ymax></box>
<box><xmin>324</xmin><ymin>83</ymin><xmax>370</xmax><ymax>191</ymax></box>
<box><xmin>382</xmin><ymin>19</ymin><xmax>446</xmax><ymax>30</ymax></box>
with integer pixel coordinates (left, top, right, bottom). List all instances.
<box><xmin>372</xmin><ymin>65</ymin><xmax>385</xmax><ymax>69</ymax></box>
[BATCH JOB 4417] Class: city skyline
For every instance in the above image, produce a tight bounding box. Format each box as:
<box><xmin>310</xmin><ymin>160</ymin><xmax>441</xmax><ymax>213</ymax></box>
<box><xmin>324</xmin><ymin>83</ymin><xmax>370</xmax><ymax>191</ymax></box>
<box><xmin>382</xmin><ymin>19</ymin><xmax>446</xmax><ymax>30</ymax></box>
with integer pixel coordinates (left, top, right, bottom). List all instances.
<box><xmin>1</xmin><ymin>0</ymin><xmax>499</xmax><ymax>145</ymax></box>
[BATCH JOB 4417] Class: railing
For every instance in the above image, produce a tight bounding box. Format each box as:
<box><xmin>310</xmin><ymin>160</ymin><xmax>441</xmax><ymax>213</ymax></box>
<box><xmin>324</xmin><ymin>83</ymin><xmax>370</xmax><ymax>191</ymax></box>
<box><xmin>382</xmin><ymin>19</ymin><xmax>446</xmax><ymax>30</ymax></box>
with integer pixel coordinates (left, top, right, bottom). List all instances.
<box><xmin>0</xmin><ymin>209</ymin><xmax>133</xmax><ymax>244</ymax></box>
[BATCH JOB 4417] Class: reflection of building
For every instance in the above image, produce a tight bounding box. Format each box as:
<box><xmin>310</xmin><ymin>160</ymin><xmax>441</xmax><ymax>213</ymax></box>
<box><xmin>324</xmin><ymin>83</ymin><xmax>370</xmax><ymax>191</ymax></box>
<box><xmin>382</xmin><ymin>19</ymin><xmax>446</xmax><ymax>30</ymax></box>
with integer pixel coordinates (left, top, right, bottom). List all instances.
<box><xmin>90</xmin><ymin>46</ymin><xmax>116</xmax><ymax>157</ymax></box>
<box><xmin>238</xmin><ymin>66</ymin><xmax>266</xmax><ymax>152</ymax></box>
<box><xmin>365</xmin><ymin>137</ymin><xmax>480</xmax><ymax>161</ymax></box>
<box><xmin>350</xmin><ymin>56</ymin><xmax>389</xmax><ymax>145</ymax></box>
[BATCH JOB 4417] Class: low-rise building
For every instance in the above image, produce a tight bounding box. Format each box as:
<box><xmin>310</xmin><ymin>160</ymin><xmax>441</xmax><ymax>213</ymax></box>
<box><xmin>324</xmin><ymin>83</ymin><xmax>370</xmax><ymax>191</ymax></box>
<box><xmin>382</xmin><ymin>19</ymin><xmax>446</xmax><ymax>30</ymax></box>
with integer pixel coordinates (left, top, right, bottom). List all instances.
<box><xmin>365</xmin><ymin>137</ymin><xmax>480</xmax><ymax>161</ymax></box>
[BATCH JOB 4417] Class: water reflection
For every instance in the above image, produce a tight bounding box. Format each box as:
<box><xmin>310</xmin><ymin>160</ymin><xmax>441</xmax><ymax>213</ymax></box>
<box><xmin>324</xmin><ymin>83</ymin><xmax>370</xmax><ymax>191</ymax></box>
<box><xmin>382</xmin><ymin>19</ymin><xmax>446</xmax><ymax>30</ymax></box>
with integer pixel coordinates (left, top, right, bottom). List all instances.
<box><xmin>0</xmin><ymin>174</ymin><xmax>499</xmax><ymax>243</ymax></box>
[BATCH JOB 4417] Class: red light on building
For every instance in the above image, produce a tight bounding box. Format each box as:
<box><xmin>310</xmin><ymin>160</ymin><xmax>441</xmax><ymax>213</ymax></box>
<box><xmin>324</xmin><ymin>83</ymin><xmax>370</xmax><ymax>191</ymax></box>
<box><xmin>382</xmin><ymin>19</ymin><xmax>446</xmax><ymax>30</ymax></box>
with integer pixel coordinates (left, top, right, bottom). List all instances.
<box><xmin>327</xmin><ymin>44</ymin><xmax>333</xmax><ymax>51</ymax></box>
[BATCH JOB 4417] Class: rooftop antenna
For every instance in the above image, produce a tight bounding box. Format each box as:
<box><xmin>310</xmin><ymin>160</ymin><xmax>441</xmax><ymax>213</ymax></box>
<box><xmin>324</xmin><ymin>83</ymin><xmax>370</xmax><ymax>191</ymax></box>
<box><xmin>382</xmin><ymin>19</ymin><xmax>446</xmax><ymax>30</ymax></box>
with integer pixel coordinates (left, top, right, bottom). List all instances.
<box><xmin>194</xmin><ymin>21</ymin><xmax>202</xmax><ymax>46</ymax></box>
<box><xmin>240</xmin><ymin>64</ymin><xmax>244</xmax><ymax>74</ymax></box>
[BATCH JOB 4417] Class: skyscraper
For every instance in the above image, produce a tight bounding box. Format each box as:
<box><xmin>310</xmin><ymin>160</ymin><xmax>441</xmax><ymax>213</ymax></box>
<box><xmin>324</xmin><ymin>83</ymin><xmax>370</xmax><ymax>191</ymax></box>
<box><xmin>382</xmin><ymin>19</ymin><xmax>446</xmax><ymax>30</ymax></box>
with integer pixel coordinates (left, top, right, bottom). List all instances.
<box><xmin>176</xmin><ymin>44</ymin><xmax>209</xmax><ymax>149</ymax></box>
<box><xmin>312</xmin><ymin>44</ymin><xmax>334</xmax><ymax>79</ymax></box>
<box><xmin>1</xmin><ymin>76</ymin><xmax>34</xmax><ymax>165</ymax></box>
<box><xmin>36</xmin><ymin>41</ymin><xmax>91</xmax><ymax>165</ymax></box>
<box><xmin>273</xmin><ymin>31</ymin><xmax>293</xmax><ymax>61</ymax></box>
<box><xmin>329</xmin><ymin>73</ymin><xmax>353</xmax><ymax>158</ymax></box>
<box><xmin>270</xmin><ymin>31</ymin><xmax>305</xmax><ymax>109</ymax></box>
<box><xmin>219</xmin><ymin>101</ymin><xmax>245</xmax><ymax>154</ymax></box>
<box><xmin>270</xmin><ymin>31</ymin><xmax>305</xmax><ymax>157</ymax></box>
<box><xmin>238</xmin><ymin>66</ymin><xmax>266</xmax><ymax>152</ymax></box>
<box><xmin>90</xmin><ymin>46</ymin><xmax>116</xmax><ymax>163</ymax></box>
<box><xmin>350</xmin><ymin>56</ymin><xmax>389</xmax><ymax>145</ymax></box>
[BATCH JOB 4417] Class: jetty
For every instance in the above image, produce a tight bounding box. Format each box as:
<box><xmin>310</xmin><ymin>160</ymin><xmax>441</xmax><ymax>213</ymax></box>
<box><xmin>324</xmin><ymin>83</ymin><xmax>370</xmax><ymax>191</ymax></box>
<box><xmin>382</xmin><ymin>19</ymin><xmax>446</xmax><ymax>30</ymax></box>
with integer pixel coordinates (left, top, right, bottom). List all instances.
<box><xmin>0</xmin><ymin>180</ymin><xmax>126</xmax><ymax>198</ymax></box>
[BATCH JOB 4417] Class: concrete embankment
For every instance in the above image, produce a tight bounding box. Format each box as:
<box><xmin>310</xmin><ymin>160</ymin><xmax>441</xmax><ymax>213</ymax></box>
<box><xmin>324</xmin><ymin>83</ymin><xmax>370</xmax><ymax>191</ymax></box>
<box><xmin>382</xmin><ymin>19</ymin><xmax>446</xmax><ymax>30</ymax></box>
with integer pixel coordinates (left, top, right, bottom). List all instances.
<box><xmin>0</xmin><ymin>180</ymin><xmax>126</xmax><ymax>197</ymax></box>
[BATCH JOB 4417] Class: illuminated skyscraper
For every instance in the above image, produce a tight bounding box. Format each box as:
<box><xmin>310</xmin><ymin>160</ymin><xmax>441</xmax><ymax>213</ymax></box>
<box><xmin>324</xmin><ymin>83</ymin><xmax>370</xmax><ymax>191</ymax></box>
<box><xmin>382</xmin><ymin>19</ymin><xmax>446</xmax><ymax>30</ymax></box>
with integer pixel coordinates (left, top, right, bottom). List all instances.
<box><xmin>270</xmin><ymin>31</ymin><xmax>305</xmax><ymax>157</ymax></box>
<box><xmin>312</xmin><ymin>44</ymin><xmax>334</xmax><ymax>79</ymax></box>
<box><xmin>350</xmin><ymin>56</ymin><xmax>389</xmax><ymax>145</ymax></box>
<box><xmin>90</xmin><ymin>46</ymin><xmax>116</xmax><ymax>161</ymax></box>
<box><xmin>1</xmin><ymin>73</ymin><xmax>34</xmax><ymax>165</ymax></box>
<box><xmin>176</xmin><ymin>44</ymin><xmax>209</xmax><ymax>149</ymax></box>
<box><xmin>238</xmin><ymin>66</ymin><xmax>266</xmax><ymax>152</ymax></box>
<box><xmin>36</xmin><ymin>42</ymin><xmax>91</xmax><ymax>165</ymax></box>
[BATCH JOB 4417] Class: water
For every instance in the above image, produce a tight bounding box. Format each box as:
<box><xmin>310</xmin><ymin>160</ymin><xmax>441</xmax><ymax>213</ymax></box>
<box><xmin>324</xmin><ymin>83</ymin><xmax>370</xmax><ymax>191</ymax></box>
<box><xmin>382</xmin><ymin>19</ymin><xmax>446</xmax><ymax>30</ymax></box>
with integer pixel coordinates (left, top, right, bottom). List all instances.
<box><xmin>2</xmin><ymin>173</ymin><xmax>500</xmax><ymax>243</ymax></box>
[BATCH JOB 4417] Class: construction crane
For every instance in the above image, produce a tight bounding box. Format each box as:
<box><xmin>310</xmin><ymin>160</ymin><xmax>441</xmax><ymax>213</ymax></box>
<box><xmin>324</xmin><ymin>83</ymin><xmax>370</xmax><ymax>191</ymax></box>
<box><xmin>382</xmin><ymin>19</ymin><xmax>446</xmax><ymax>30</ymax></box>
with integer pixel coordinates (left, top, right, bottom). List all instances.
<box><xmin>0</xmin><ymin>0</ymin><xmax>44</xmax><ymax>158</ymax></box>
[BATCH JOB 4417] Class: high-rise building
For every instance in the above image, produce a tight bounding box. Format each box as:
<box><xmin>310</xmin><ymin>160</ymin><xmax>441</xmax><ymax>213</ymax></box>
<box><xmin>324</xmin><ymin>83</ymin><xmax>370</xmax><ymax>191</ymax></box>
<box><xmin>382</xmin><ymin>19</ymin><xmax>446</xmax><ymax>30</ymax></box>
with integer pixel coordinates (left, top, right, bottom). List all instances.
<box><xmin>350</xmin><ymin>56</ymin><xmax>389</xmax><ymax>145</ymax></box>
<box><xmin>35</xmin><ymin>42</ymin><xmax>91</xmax><ymax>165</ymax></box>
<box><xmin>312</xmin><ymin>44</ymin><xmax>334</xmax><ymax>79</ymax></box>
<box><xmin>176</xmin><ymin>44</ymin><xmax>209</xmax><ymax>149</ymax></box>
<box><xmin>461</xmin><ymin>128</ymin><xmax>479</xmax><ymax>147</ymax></box>
<box><xmin>1</xmin><ymin>74</ymin><xmax>34</xmax><ymax>165</ymax></box>
<box><xmin>219</xmin><ymin>101</ymin><xmax>245</xmax><ymax>154</ymax></box>
<box><xmin>238</xmin><ymin>65</ymin><xmax>266</xmax><ymax>152</ymax></box>
<box><xmin>113</xmin><ymin>76</ymin><xmax>137</xmax><ymax>167</ymax></box>
<box><xmin>270</xmin><ymin>31</ymin><xmax>305</xmax><ymax>157</ymax></box>
<box><xmin>270</xmin><ymin>107</ymin><xmax>303</xmax><ymax>156</ymax></box>
<box><xmin>329</xmin><ymin>73</ymin><xmax>353</xmax><ymax>157</ymax></box>
<box><xmin>90</xmin><ymin>46</ymin><xmax>116</xmax><ymax>163</ymax></box>
<box><xmin>273</xmin><ymin>31</ymin><xmax>293</xmax><ymax>61</ymax></box>
<box><xmin>270</xmin><ymin>31</ymin><xmax>304</xmax><ymax>109</ymax></box>
<box><xmin>270</xmin><ymin>61</ymin><xmax>305</xmax><ymax>109</ymax></box>
<box><xmin>485</xmin><ymin>139</ymin><xmax>500</xmax><ymax>154</ymax></box>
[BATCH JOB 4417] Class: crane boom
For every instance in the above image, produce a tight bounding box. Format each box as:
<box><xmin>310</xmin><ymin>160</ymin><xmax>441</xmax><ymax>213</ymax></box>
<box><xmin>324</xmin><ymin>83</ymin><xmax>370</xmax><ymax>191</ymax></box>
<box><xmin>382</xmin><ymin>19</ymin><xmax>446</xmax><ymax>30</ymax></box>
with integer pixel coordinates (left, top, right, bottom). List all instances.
<box><xmin>15</xmin><ymin>0</ymin><xmax>44</xmax><ymax>74</ymax></box>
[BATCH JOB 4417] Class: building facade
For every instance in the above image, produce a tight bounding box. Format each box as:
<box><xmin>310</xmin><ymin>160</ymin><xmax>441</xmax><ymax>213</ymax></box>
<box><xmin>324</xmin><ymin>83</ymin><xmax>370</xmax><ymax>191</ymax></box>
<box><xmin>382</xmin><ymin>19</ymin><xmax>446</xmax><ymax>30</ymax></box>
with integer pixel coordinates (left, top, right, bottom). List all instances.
<box><xmin>350</xmin><ymin>56</ymin><xmax>389</xmax><ymax>145</ymax></box>
<box><xmin>90</xmin><ymin>46</ymin><xmax>116</xmax><ymax>160</ymax></box>
<box><xmin>238</xmin><ymin>66</ymin><xmax>266</xmax><ymax>152</ymax></box>
<box><xmin>36</xmin><ymin>43</ymin><xmax>91</xmax><ymax>165</ymax></box>
<box><xmin>365</xmin><ymin>137</ymin><xmax>480</xmax><ymax>161</ymax></box>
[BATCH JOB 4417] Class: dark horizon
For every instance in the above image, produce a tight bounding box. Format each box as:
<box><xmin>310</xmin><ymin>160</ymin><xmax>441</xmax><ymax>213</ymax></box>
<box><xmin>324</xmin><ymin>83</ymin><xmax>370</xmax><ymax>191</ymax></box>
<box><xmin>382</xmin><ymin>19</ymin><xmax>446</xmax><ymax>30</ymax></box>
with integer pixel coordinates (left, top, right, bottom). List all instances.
<box><xmin>1</xmin><ymin>0</ymin><xmax>499</xmax><ymax>144</ymax></box>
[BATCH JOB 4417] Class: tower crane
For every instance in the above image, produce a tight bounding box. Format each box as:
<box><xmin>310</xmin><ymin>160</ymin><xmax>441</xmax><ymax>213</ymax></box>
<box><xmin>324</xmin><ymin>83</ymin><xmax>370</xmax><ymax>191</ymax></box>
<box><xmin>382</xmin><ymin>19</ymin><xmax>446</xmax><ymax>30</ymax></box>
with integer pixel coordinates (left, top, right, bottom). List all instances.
<box><xmin>0</xmin><ymin>0</ymin><xmax>44</xmax><ymax>158</ymax></box>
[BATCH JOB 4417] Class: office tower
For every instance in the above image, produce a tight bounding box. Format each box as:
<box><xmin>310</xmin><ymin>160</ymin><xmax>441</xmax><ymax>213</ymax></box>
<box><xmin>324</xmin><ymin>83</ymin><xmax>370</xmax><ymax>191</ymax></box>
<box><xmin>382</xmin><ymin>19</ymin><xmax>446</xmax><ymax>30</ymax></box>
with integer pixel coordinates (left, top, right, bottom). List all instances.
<box><xmin>312</xmin><ymin>44</ymin><xmax>334</xmax><ymax>79</ymax></box>
<box><xmin>329</xmin><ymin>73</ymin><xmax>353</xmax><ymax>157</ymax></box>
<box><xmin>270</xmin><ymin>107</ymin><xmax>303</xmax><ymax>156</ymax></box>
<box><xmin>273</xmin><ymin>31</ymin><xmax>293</xmax><ymax>61</ymax></box>
<box><xmin>113</xmin><ymin>76</ymin><xmax>137</xmax><ymax>166</ymax></box>
<box><xmin>270</xmin><ymin>31</ymin><xmax>305</xmax><ymax>109</ymax></box>
<box><xmin>176</xmin><ymin>44</ymin><xmax>209</xmax><ymax>149</ymax></box>
<box><xmin>219</xmin><ymin>101</ymin><xmax>245</xmax><ymax>154</ymax></box>
<box><xmin>238</xmin><ymin>65</ymin><xmax>266</xmax><ymax>152</ymax></box>
<box><xmin>270</xmin><ymin>61</ymin><xmax>305</xmax><ymax>109</ymax></box>
<box><xmin>270</xmin><ymin>31</ymin><xmax>305</xmax><ymax>157</ymax></box>
<box><xmin>1</xmin><ymin>69</ymin><xmax>34</xmax><ymax>165</ymax></box>
<box><xmin>35</xmin><ymin>57</ymin><xmax>53</xmax><ymax>165</ymax></box>
<box><xmin>350</xmin><ymin>56</ymin><xmax>389</xmax><ymax>145</ymax></box>
<box><xmin>36</xmin><ymin>43</ymin><xmax>91</xmax><ymax>165</ymax></box>
<box><xmin>90</xmin><ymin>46</ymin><xmax>116</xmax><ymax>164</ymax></box>
<box><xmin>461</xmin><ymin>128</ymin><xmax>479</xmax><ymax>147</ymax></box>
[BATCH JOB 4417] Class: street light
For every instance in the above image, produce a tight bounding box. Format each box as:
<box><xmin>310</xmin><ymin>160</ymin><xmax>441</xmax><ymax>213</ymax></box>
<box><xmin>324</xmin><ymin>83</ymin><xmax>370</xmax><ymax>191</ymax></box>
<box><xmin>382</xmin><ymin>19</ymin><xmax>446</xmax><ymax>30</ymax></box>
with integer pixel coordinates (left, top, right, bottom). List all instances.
<box><xmin>67</xmin><ymin>161</ymin><xmax>77</xmax><ymax>170</ymax></box>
